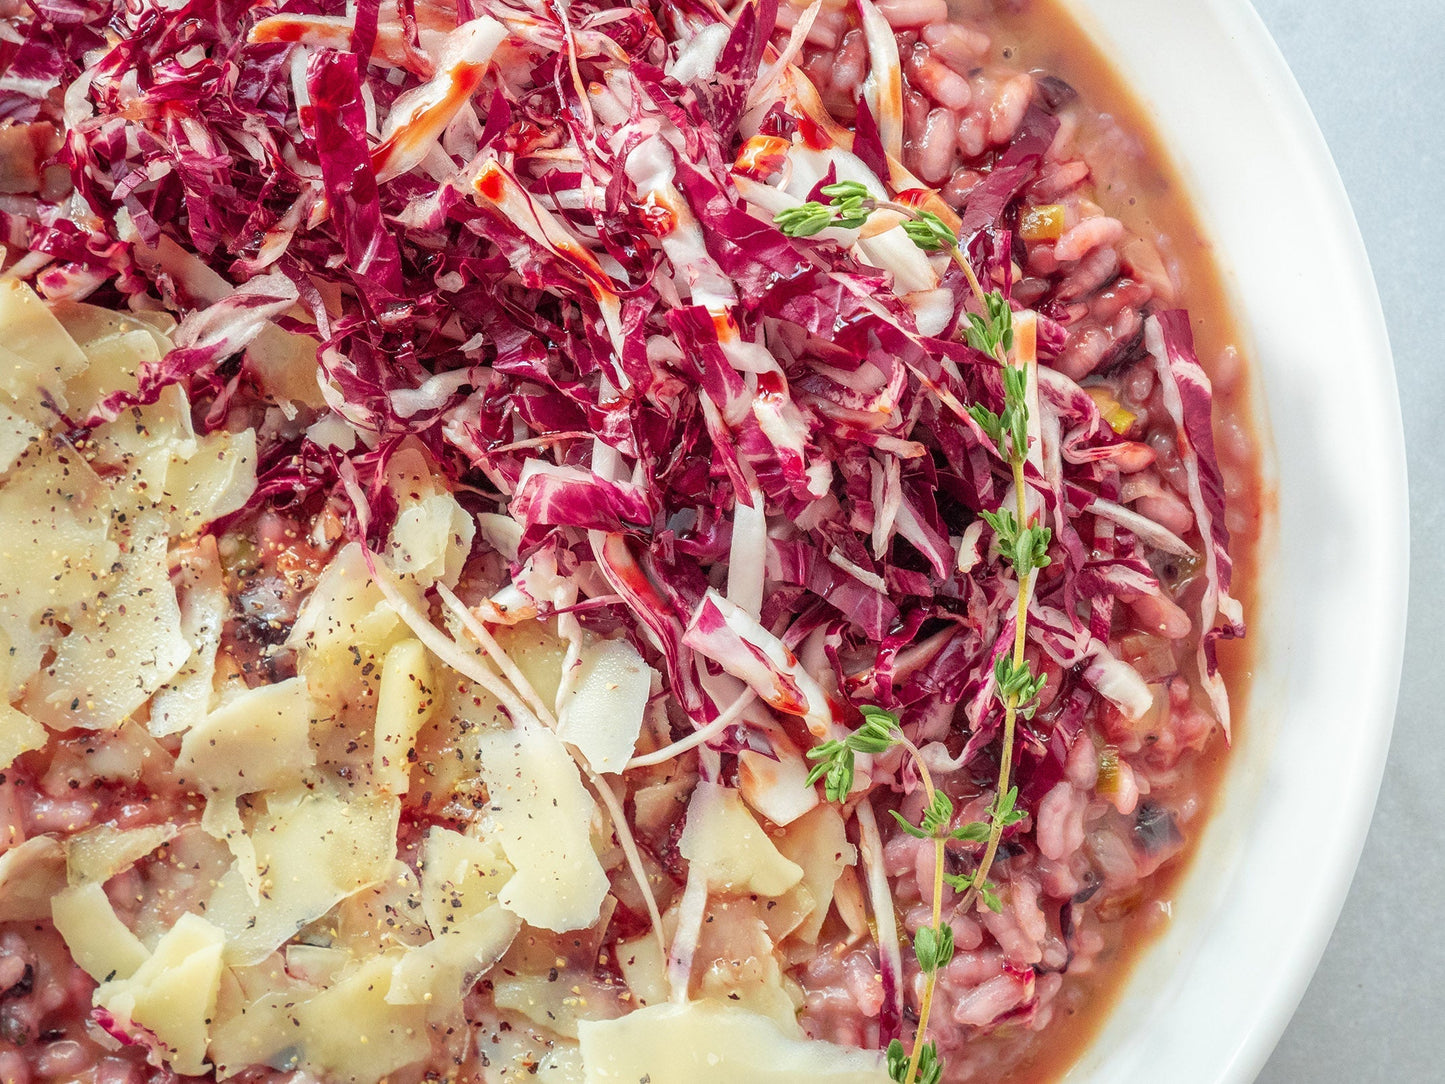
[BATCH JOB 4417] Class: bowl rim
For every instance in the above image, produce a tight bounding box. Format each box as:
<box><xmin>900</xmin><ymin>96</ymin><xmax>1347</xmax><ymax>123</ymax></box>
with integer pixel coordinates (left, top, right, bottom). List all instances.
<box><xmin>1053</xmin><ymin>1</ymin><xmax>1408</xmax><ymax>1080</ymax></box>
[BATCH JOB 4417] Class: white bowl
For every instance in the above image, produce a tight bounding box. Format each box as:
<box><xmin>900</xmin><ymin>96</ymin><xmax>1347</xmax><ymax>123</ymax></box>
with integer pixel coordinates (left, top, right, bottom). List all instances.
<box><xmin>1053</xmin><ymin>1</ymin><xmax>1408</xmax><ymax>1081</ymax></box>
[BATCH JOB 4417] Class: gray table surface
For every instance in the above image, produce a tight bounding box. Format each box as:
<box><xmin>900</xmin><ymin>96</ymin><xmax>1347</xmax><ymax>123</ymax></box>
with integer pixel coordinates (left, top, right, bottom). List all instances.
<box><xmin>1243</xmin><ymin>1</ymin><xmax>1444</xmax><ymax>1080</ymax></box>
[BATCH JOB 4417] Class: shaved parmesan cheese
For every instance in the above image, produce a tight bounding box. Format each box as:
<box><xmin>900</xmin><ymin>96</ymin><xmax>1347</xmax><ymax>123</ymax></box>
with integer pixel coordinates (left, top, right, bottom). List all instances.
<box><xmin>0</xmin><ymin>402</ymin><xmax>39</xmax><ymax>476</ymax></box>
<box><xmin>537</xmin><ymin>1046</ymin><xmax>585</xmax><ymax>1083</ymax></box>
<box><xmin>739</xmin><ymin>732</ymin><xmax>819</xmax><ymax>827</ymax></box>
<box><xmin>305</xmin><ymin>411</ymin><xmax>358</xmax><ymax>452</ymax></box>
<box><xmin>289</xmin><ymin>543</ymin><xmax>405</xmax><ymax>702</ymax></box>
<box><xmin>493</xmin><ymin>968</ymin><xmax>625</xmax><ymax>1040</ymax></box>
<box><xmin>201</xmin><ymin>794</ymin><xmax>260</xmax><ymax>898</ymax></box>
<box><xmin>694</xmin><ymin>900</ymin><xmax>800</xmax><ymax>1032</ymax></box>
<box><xmin>577</xmin><ymin>1000</ymin><xmax>890</xmax><ymax>1083</ymax></box>
<box><xmin>0</xmin><ymin>279</ymin><xmax>87</xmax><ymax>409</ymax></box>
<box><xmin>373</xmin><ymin>639</ymin><xmax>435</xmax><ymax>796</ymax></box>
<box><xmin>288</xmin><ymin>542</ymin><xmax>387</xmax><ymax>655</ymax></box>
<box><xmin>388</xmin><ymin>490</ymin><xmax>475</xmax><ymax>588</ymax></box>
<box><xmin>330</xmin><ymin>859</ymin><xmax>430</xmax><ymax>958</ymax></box>
<box><xmin>390</xmin><ymin>828</ymin><xmax>520</xmax><ymax>1005</ymax></box>
<box><xmin>92</xmin><ymin>385</ymin><xmax>258</xmax><ymax>535</ymax></box>
<box><xmin>52</xmin><ymin>882</ymin><xmax>150</xmax><ymax>982</ymax></box>
<box><xmin>245</xmin><ymin>323</ymin><xmax>328</xmax><ymax>408</ymax></box>
<box><xmin>65</xmin><ymin>823</ymin><xmax>178</xmax><ymax>885</ymax></box>
<box><xmin>49</xmin><ymin>299</ymin><xmax>172</xmax><ymax>418</ymax></box>
<box><xmin>387</xmin><ymin>905</ymin><xmax>518</xmax><ymax>1008</ymax></box>
<box><xmin>68</xmin><ymin>330</ymin><xmax>161</xmax><ymax>415</ymax></box>
<box><xmin>96</xmin><ymin>912</ymin><xmax>226</xmax><ymax>1076</ymax></box>
<box><xmin>492</xmin><ymin>620</ymin><xmax>568</xmax><ymax>708</ymax></box>
<box><xmin>772</xmin><ymin>804</ymin><xmax>856</xmax><ymax>945</ymax></box>
<box><xmin>475</xmin><ymin>721</ymin><xmax>609</xmax><ymax>932</ymax></box>
<box><xmin>50</xmin><ymin>299</ymin><xmax>174</xmax><ymax>348</ymax></box>
<box><xmin>159</xmin><ymin>425</ymin><xmax>257</xmax><ymax>535</ymax></box>
<box><xmin>91</xmin><ymin>387</ymin><xmax>196</xmax><ymax>497</ymax></box>
<box><xmin>148</xmin><ymin>543</ymin><xmax>227</xmax><ymax>736</ymax></box>
<box><xmin>285</xmin><ymin>943</ymin><xmax>351</xmax><ymax>987</ymax></box>
<box><xmin>555</xmin><ymin>636</ymin><xmax>653</xmax><ymax>774</ymax></box>
<box><xmin>418</xmin><ymin>827</ymin><xmax>512</xmax><ymax>934</ymax></box>
<box><xmin>0</xmin><ymin>702</ymin><xmax>45</xmax><ymax>770</ymax></box>
<box><xmin>616</xmin><ymin>930</ymin><xmax>669</xmax><ymax>1009</ymax></box>
<box><xmin>476</xmin><ymin>512</ymin><xmax>523</xmax><ymax>563</ymax></box>
<box><xmin>205</xmin><ymin>789</ymin><xmax>400</xmax><ymax>964</ymax></box>
<box><xmin>214</xmin><ymin>953</ymin><xmax>432</xmax><ymax>1084</ymax></box>
<box><xmin>385</xmin><ymin>447</ymin><xmax>475</xmax><ymax>589</ymax></box>
<box><xmin>0</xmin><ymin>836</ymin><xmax>64</xmax><ymax>921</ymax></box>
<box><xmin>293</xmin><ymin>955</ymin><xmax>430</xmax><ymax>1083</ymax></box>
<box><xmin>678</xmin><ymin>783</ymin><xmax>803</xmax><ymax>897</ymax></box>
<box><xmin>177</xmin><ymin>676</ymin><xmax>316</xmax><ymax>794</ymax></box>
<box><xmin>473</xmin><ymin>1011</ymin><xmax>583</xmax><ymax>1084</ymax></box>
<box><xmin>208</xmin><ymin>980</ymin><xmax>320</xmax><ymax>1078</ymax></box>
<box><xmin>23</xmin><ymin>514</ymin><xmax>189</xmax><ymax>730</ymax></box>
<box><xmin>0</xmin><ymin>441</ymin><xmax>118</xmax><ymax>685</ymax></box>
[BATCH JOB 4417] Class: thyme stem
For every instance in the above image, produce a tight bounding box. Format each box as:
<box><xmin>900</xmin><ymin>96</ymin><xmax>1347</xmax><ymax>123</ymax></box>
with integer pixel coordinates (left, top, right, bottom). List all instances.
<box><xmin>953</xmin><ymin>244</ymin><xmax>1040</xmax><ymax>915</ymax></box>
<box><xmin>895</xmin><ymin>735</ymin><xmax>945</xmax><ymax>1084</ymax></box>
<box><xmin>784</xmin><ymin>185</ymin><xmax>1050</xmax><ymax>1084</ymax></box>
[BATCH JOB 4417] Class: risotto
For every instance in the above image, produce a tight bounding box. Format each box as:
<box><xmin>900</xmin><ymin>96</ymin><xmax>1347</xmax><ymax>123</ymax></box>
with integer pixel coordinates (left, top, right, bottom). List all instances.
<box><xmin>0</xmin><ymin>0</ymin><xmax>1260</xmax><ymax>1082</ymax></box>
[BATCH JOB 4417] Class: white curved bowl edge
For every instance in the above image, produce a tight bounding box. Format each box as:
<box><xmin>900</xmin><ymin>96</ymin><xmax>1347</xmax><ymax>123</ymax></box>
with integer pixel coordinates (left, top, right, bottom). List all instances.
<box><xmin>1054</xmin><ymin>2</ymin><xmax>1408</xmax><ymax>1082</ymax></box>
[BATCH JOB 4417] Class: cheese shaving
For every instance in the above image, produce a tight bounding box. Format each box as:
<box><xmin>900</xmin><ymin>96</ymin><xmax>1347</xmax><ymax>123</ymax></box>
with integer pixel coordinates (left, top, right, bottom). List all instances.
<box><xmin>475</xmin><ymin>721</ymin><xmax>610</xmax><ymax>932</ymax></box>
<box><xmin>678</xmin><ymin>782</ymin><xmax>804</xmax><ymax>897</ymax></box>
<box><xmin>577</xmin><ymin>1000</ymin><xmax>891</xmax><ymax>1083</ymax></box>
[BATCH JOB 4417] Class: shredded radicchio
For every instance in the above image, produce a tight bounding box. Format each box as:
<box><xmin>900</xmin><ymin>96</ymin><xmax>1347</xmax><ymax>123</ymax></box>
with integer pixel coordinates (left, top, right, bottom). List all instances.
<box><xmin>0</xmin><ymin>0</ymin><xmax>1241</xmax><ymax>801</ymax></box>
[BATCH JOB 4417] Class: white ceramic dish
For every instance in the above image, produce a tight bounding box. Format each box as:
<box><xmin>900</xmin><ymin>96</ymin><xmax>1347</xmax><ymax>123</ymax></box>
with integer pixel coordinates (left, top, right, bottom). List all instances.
<box><xmin>1051</xmin><ymin>1</ymin><xmax>1407</xmax><ymax>1081</ymax></box>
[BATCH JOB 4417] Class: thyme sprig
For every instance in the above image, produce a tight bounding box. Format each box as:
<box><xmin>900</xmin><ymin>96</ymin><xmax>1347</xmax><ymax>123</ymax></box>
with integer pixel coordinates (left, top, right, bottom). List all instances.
<box><xmin>776</xmin><ymin>180</ymin><xmax>959</xmax><ymax>251</ymax></box>
<box><xmin>804</xmin><ymin>706</ymin><xmax>899</xmax><ymax>801</ymax></box>
<box><xmin>807</xmin><ymin>706</ymin><xmax>957</xmax><ymax>1084</ymax></box>
<box><xmin>952</xmin><ymin>272</ymin><xmax>1049</xmax><ymax>918</ymax></box>
<box><xmin>784</xmin><ymin>181</ymin><xmax>1052</xmax><ymax>1083</ymax></box>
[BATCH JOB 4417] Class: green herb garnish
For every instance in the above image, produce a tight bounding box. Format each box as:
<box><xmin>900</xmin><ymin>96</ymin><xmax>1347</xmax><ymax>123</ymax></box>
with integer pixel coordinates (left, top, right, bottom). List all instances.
<box><xmin>787</xmin><ymin>184</ymin><xmax>1051</xmax><ymax>1084</ymax></box>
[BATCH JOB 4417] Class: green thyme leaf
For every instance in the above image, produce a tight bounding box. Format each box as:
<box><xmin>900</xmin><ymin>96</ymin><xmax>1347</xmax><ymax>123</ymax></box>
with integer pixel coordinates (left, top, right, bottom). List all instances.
<box><xmin>921</xmin><ymin>790</ymin><xmax>954</xmax><ymax>836</ymax></box>
<box><xmin>993</xmin><ymin>653</ymin><xmax>1048</xmax><ymax>718</ymax></box>
<box><xmin>850</xmin><ymin>706</ymin><xmax>901</xmax><ymax>753</ymax></box>
<box><xmin>774</xmin><ymin>201</ymin><xmax>838</xmax><ymax>237</ymax></box>
<box><xmin>805</xmin><ymin>739</ymin><xmax>856</xmax><ymax>802</ymax></box>
<box><xmin>951</xmin><ymin>820</ymin><xmax>991</xmax><ymax>843</ymax></box>
<box><xmin>967</xmin><ymin>402</ymin><xmax>1004</xmax><ymax>450</ymax></box>
<box><xmin>832</xmin><ymin>199</ymin><xmax>872</xmax><ymax>229</ymax></box>
<box><xmin>914</xmin><ymin>923</ymin><xmax>955</xmax><ymax>972</ymax></box>
<box><xmin>818</xmin><ymin>180</ymin><xmax>874</xmax><ymax>228</ymax></box>
<box><xmin>888</xmin><ymin>789</ymin><xmax>955</xmax><ymax>840</ymax></box>
<box><xmin>993</xmin><ymin>363</ymin><xmax>1027</xmax><ymax>450</ymax></box>
<box><xmin>886</xmin><ymin>1039</ymin><xmax>910</xmax><ymax>1083</ymax></box>
<box><xmin>981</xmin><ymin>506</ymin><xmax>1019</xmax><ymax>551</ymax></box>
<box><xmin>820</xmin><ymin>180</ymin><xmax>871</xmax><ymax>203</ymax></box>
<box><xmin>804</xmin><ymin>738</ymin><xmax>845</xmax><ymax>771</ymax></box>
<box><xmin>986</xmin><ymin>291</ymin><xmax>1014</xmax><ymax>352</ymax></box>
<box><xmin>992</xmin><ymin>786</ymin><xmax>1026</xmax><ymax>828</ymax></box>
<box><xmin>963</xmin><ymin>289</ymin><xmax>1014</xmax><ymax>356</ymax></box>
<box><xmin>979</xmin><ymin>883</ymin><xmax>1004</xmax><ymax>914</ymax></box>
<box><xmin>805</xmin><ymin>707</ymin><xmax>904</xmax><ymax>802</ymax></box>
<box><xmin>888</xmin><ymin>808</ymin><xmax>931</xmax><ymax>840</ymax></box>
<box><xmin>824</xmin><ymin>752</ymin><xmax>853</xmax><ymax>802</ymax></box>
<box><xmin>963</xmin><ymin>312</ymin><xmax>993</xmax><ymax>355</ymax></box>
<box><xmin>943</xmin><ymin>870</ymin><xmax>1004</xmax><ymax>914</ymax></box>
<box><xmin>900</xmin><ymin>210</ymin><xmax>957</xmax><ymax>251</ymax></box>
<box><xmin>994</xmin><ymin>654</ymin><xmax>1046</xmax><ymax>707</ymax></box>
<box><xmin>915</xmin><ymin>1042</ymin><xmax>944</xmax><ymax>1084</ymax></box>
